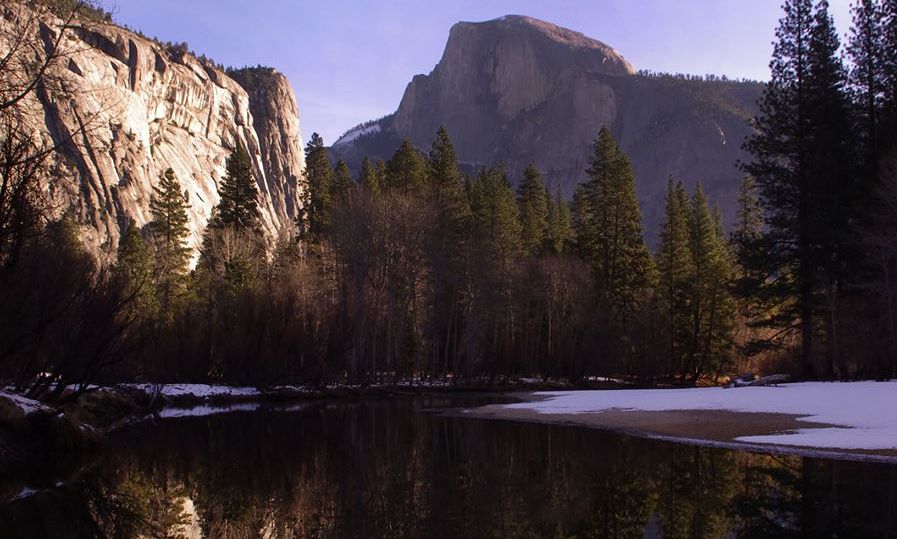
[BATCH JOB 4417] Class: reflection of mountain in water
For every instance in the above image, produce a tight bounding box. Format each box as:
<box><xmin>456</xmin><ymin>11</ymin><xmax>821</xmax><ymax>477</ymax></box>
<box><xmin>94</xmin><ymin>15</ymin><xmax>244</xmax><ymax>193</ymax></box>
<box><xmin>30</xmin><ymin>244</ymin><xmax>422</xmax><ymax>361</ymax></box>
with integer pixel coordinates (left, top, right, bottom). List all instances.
<box><xmin>2</xmin><ymin>397</ymin><xmax>896</xmax><ymax>537</ymax></box>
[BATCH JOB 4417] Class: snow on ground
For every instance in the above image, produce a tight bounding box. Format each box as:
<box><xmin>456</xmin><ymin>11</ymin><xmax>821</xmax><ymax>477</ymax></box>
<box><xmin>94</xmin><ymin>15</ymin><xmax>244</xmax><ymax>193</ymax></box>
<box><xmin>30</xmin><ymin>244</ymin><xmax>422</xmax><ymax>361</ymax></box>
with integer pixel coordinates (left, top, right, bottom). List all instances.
<box><xmin>11</xmin><ymin>487</ymin><xmax>36</xmax><ymax>501</ymax></box>
<box><xmin>158</xmin><ymin>402</ymin><xmax>310</xmax><ymax>419</ymax></box>
<box><xmin>158</xmin><ymin>402</ymin><xmax>262</xmax><ymax>418</ymax></box>
<box><xmin>126</xmin><ymin>384</ymin><xmax>263</xmax><ymax>399</ymax></box>
<box><xmin>0</xmin><ymin>389</ymin><xmax>50</xmax><ymax>415</ymax></box>
<box><xmin>504</xmin><ymin>381</ymin><xmax>897</xmax><ymax>451</ymax></box>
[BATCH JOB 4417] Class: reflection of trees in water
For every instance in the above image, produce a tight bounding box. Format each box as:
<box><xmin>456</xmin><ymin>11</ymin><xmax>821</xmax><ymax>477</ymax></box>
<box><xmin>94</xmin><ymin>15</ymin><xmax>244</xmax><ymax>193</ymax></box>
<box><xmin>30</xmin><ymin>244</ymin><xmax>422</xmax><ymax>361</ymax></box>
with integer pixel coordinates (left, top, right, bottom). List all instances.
<box><xmin>3</xmin><ymin>400</ymin><xmax>897</xmax><ymax>538</ymax></box>
<box><xmin>733</xmin><ymin>453</ymin><xmax>802</xmax><ymax>538</ymax></box>
<box><xmin>657</xmin><ymin>446</ymin><xmax>739</xmax><ymax>539</ymax></box>
<box><xmin>731</xmin><ymin>453</ymin><xmax>897</xmax><ymax>538</ymax></box>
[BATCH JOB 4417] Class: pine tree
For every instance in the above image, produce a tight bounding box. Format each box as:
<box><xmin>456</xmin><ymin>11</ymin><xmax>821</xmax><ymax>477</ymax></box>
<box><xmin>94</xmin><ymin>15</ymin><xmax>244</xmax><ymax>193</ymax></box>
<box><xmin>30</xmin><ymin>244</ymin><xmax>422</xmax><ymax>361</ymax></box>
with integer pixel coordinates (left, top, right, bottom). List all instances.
<box><xmin>470</xmin><ymin>167</ymin><xmax>523</xmax><ymax>322</ymax></box>
<box><xmin>848</xmin><ymin>0</ymin><xmax>886</xmax><ymax>165</ymax></box>
<box><xmin>572</xmin><ymin>127</ymin><xmax>655</xmax><ymax>328</ymax></box>
<box><xmin>385</xmin><ymin>139</ymin><xmax>426</xmax><ymax>191</ymax></box>
<box><xmin>359</xmin><ymin>156</ymin><xmax>379</xmax><ymax>194</ymax></box>
<box><xmin>731</xmin><ymin>176</ymin><xmax>768</xmax><ymax>357</ymax></box>
<box><xmin>686</xmin><ymin>184</ymin><xmax>720</xmax><ymax>379</ymax></box>
<box><xmin>469</xmin><ymin>164</ymin><xmax>523</xmax><ymax>336</ymax></box>
<box><xmin>470</xmin><ymin>166</ymin><xmax>523</xmax><ymax>259</ymax></box>
<box><xmin>423</xmin><ymin>127</ymin><xmax>471</xmax><ymax>376</ymax></box>
<box><xmin>213</xmin><ymin>144</ymin><xmax>260</xmax><ymax>232</ymax></box>
<box><xmin>883</xmin><ymin>0</ymin><xmax>897</xmax><ymax>136</ymax></box>
<box><xmin>654</xmin><ymin>183</ymin><xmax>737</xmax><ymax>382</ymax></box>
<box><xmin>375</xmin><ymin>160</ymin><xmax>388</xmax><ymax>188</ymax></box>
<box><xmin>301</xmin><ymin>132</ymin><xmax>333</xmax><ymax>243</ymax></box>
<box><xmin>149</xmin><ymin>168</ymin><xmax>191</xmax><ymax>315</ymax></box>
<box><xmin>545</xmin><ymin>187</ymin><xmax>573</xmax><ymax>255</ymax></box>
<box><xmin>703</xmin><ymin>203</ymin><xmax>737</xmax><ymax>378</ymax></box>
<box><xmin>808</xmin><ymin>0</ymin><xmax>856</xmax><ymax>368</ymax></box>
<box><xmin>731</xmin><ymin>176</ymin><xmax>766</xmax><ymax>301</ymax></box>
<box><xmin>741</xmin><ymin>0</ymin><xmax>854</xmax><ymax>375</ymax></box>
<box><xmin>428</xmin><ymin>125</ymin><xmax>464</xmax><ymax>195</ymax></box>
<box><xmin>655</xmin><ymin>178</ymin><xmax>693</xmax><ymax>376</ymax></box>
<box><xmin>332</xmin><ymin>159</ymin><xmax>353</xmax><ymax>203</ymax></box>
<box><xmin>115</xmin><ymin>220</ymin><xmax>155</xmax><ymax>314</ymax></box>
<box><xmin>807</xmin><ymin>0</ymin><xmax>857</xmax><ymax>252</ymax></box>
<box><xmin>201</xmin><ymin>145</ymin><xmax>264</xmax><ymax>290</ymax></box>
<box><xmin>426</xmin><ymin>126</ymin><xmax>470</xmax><ymax>223</ymax></box>
<box><xmin>516</xmin><ymin>164</ymin><xmax>550</xmax><ymax>256</ymax></box>
<box><xmin>732</xmin><ymin>176</ymin><xmax>764</xmax><ymax>247</ymax></box>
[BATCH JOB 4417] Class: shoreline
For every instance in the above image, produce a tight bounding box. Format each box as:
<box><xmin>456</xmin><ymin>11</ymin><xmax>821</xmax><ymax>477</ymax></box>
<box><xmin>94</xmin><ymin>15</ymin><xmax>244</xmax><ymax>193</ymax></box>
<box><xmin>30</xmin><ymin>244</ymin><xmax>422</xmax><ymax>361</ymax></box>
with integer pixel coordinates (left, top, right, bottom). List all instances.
<box><xmin>461</xmin><ymin>388</ymin><xmax>897</xmax><ymax>464</ymax></box>
<box><xmin>5</xmin><ymin>381</ymin><xmax>897</xmax><ymax>493</ymax></box>
<box><xmin>0</xmin><ymin>380</ymin><xmax>564</xmax><ymax>456</ymax></box>
<box><xmin>0</xmin><ymin>383</ymin><xmax>521</xmax><ymax>502</ymax></box>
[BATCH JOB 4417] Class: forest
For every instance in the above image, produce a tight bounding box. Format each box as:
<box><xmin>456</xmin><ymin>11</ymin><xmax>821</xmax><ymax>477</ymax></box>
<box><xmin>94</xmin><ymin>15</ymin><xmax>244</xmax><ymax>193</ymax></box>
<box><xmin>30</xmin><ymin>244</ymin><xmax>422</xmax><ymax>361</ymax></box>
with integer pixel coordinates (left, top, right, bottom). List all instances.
<box><xmin>2</xmin><ymin>0</ymin><xmax>897</xmax><ymax>397</ymax></box>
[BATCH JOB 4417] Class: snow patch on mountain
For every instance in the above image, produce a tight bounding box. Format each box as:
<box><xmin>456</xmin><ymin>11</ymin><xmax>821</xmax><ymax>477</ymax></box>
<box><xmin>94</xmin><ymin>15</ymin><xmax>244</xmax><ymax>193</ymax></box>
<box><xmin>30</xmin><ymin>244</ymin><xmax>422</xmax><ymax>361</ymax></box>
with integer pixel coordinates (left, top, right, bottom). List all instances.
<box><xmin>334</xmin><ymin>123</ymin><xmax>381</xmax><ymax>146</ymax></box>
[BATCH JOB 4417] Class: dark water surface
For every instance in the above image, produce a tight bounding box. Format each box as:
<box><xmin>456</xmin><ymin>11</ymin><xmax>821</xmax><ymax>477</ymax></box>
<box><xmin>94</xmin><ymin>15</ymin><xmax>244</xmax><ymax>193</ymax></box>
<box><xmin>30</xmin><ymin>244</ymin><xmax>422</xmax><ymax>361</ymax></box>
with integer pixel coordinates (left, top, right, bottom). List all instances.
<box><xmin>2</xmin><ymin>395</ymin><xmax>897</xmax><ymax>538</ymax></box>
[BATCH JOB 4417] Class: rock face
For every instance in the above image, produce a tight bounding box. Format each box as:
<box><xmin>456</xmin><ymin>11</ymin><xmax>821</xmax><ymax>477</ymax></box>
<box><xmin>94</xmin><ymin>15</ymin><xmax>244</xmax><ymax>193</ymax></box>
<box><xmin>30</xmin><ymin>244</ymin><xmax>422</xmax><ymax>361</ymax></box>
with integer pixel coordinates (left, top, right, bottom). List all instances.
<box><xmin>9</xmin><ymin>8</ymin><xmax>304</xmax><ymax>260</ymax></box>
<box><xmin>332</xmin><ymin>15</ymin><xmax>762</xmax><ymax>242</ymax></box>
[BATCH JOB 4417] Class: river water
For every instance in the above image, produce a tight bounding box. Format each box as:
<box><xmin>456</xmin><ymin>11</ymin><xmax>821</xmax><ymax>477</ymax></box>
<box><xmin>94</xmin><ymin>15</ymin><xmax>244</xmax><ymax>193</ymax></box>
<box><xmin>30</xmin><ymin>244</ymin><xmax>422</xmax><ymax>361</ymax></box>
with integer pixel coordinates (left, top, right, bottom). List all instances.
<box><xmin>1</xmin><ymin>395</ymin><xmax>896</xmax><ymax>538</ymax></box>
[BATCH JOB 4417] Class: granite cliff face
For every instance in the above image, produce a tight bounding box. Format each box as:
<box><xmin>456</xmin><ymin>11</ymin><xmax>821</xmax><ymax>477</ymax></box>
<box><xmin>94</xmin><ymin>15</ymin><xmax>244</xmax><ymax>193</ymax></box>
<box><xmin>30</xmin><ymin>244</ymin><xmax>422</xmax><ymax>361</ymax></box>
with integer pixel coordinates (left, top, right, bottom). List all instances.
<box><xmin>332</xmin><ymin>15</ymin><xmax>762</xmax><ymax>241</ymax></box>
<box><xmin>8</xmin><ymin>7</ymin><xmax>305</xmax><ymax>260</ymax></box>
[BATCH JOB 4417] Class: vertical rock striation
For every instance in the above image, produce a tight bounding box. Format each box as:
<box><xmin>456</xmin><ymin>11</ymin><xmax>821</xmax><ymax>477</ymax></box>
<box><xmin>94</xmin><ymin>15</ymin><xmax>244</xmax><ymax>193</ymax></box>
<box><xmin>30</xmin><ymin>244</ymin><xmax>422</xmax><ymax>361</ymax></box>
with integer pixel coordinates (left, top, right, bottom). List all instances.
<box><xmin>6</xmin><ymin>6</ymin><xmax>305</xmax><ymax>260</ymax></box>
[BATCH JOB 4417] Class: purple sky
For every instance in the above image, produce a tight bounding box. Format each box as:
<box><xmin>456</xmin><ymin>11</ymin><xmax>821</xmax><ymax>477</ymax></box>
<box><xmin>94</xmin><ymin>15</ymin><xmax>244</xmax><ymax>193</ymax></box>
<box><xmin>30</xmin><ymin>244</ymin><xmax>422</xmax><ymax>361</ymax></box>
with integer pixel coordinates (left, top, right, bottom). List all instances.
<box><xmin>110</xmin><ymin>0</ymin><xmax>852</xmax><ymax>145</ymax></box>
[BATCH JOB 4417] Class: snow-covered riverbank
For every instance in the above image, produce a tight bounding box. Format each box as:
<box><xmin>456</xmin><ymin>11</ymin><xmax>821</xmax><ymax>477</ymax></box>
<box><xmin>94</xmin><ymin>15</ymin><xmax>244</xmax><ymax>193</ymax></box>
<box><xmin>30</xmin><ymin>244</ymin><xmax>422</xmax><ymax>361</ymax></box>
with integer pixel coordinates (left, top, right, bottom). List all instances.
<box><xmin>470</xmin><ymin>381</ymin><xmax>897</xmax><ymax>457</ymax></box>
<box><xmin>0</xmin><ymin>389</ymin><xmax>50</xmax><ymax>416</ymax></box>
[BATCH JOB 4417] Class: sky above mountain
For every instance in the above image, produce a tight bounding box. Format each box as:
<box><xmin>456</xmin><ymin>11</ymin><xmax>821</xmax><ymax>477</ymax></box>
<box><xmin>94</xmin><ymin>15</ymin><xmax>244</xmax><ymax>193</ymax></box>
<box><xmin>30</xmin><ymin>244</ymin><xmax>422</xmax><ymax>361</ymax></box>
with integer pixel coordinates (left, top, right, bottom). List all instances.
<box><xmin>111</xmin><ymin>0</ymin><xmax>852</xmax><ymax>145</ymax></box>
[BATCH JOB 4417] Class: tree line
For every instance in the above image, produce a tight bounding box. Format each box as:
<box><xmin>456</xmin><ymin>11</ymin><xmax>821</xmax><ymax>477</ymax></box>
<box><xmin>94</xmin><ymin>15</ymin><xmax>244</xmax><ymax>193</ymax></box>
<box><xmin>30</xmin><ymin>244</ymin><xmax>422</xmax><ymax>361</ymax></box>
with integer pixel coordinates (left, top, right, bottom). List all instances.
<box><xmin>2</xmin><ymin>0</ymin><xmax>897</xmax><ymax>396</ymax></box>
<box><xmin>734</xmin><ymin>0</ymin><xmax>897</xmax><ymax>378</ymax></box>
<box><xmin>59</xmin><ymin>123</ymin><xmax>740</xmax><ymax>388</ymax></box>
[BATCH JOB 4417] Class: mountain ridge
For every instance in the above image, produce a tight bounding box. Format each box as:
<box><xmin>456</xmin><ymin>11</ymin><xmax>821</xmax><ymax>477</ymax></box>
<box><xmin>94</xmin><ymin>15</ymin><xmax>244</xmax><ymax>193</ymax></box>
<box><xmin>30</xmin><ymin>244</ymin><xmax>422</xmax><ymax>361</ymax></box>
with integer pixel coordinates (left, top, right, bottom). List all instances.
<box><xmin>331</xmin><ymin>14</ymin><xmax>762</xmax><ymax>242</ymax></box>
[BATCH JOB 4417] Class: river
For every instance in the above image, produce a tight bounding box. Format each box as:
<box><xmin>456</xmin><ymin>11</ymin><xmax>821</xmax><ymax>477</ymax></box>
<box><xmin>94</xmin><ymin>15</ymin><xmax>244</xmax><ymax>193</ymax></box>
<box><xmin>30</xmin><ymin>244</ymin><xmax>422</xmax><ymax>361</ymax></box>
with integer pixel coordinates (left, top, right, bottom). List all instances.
<box><xmin>1</xmin><ymin>395</ymin><xmax>896</xmax><ymax>538</ymax></box>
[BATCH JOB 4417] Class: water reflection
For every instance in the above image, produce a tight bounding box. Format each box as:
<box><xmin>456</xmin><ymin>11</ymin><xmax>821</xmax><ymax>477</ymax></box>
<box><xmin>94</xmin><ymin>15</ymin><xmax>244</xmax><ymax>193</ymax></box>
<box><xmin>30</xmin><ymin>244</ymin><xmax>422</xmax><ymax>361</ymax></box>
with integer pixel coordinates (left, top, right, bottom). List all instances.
<box><xmin>2</xmin><ymin>396</ymin><xmax>897</xmax><ymax>538</ymax></box>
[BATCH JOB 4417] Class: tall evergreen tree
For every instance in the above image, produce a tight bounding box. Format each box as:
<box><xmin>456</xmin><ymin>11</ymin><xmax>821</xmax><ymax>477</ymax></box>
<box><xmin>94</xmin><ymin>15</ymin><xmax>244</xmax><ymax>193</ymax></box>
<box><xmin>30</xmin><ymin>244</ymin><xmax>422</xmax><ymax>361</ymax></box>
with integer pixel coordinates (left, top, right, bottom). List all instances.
<box><xmin>572</xmin><ymin>127</ymin><xmax>655</xmax><ymax>328</ymax></box>
<box><xmin>426</xmin><ymin>126</ymin><xmax>470</xmax><ymax>224</ymax></box>
<box><xmin>730</xmin><ymin>176</ymin><xmax>768</xmax><ymax>361</ymax></box>
<box><xmin>213</xmin><ymin>144</ymin><xmax>259</xmax><ymax>232</ymax></box>
<box><xmin>470</xmin><ymin>166</ymin><xmax>523</xmax><ymax>259</ymax></box>
<box><xmin>732</xmin><ymin>176</ymin><xmax>764</xmax><ymax>248</ymax></box>
<box><xmin>385</xmin><ymin>139</ymin><xmax>427</xmax><ymax>191</ymax></box>
<box><xmin>375</xmin><ymin>160</ymin><xmax>388</xmax><ymax>189</ymax></box>
<box><xmin>466</xmin><ymin>166</ymin><xmax>523</xmax><ymax>375</ymax></box>
<box><xmin>359</xmin><ymin>156</ymin><xmax>379</xmax><ymax>195</ymax></box>
<box><xmin>545</xmin><ymin>187</ymin><xmax>573</xmax><ymax>255</ymax></box>
<box><xmin>301</xmin><ymin>132</ymin><xmax>333</xmax><ymax>243</ymax></box>
<box><xmin>115</xmin><ymin>220</ymin><xmax>155</xmax><ymax>314</ymax></box>
<box><xmin>741</xmin><ymin>0</ymin><xmax>854</xmax><ymax>375</ymax></box>
<box><xmin>201</xmin><ymin>145</ymin><xmax>264</xmax><ymax>291</ymax></box>
<box><xmin>706</xmin><ymin>204</ymin><xmax>738</xmax><ymax>377</ymax></box>
<box><xmin>428</xmin><ymin>126</ymin><xmax>464</xmax><ymax>195</ymax></box>
<box><xmin>656</xmin><ymin>178</ymin><xmax>693</xmax><ymax>376</ymax></box>
<box><xmin>731</xmin><ymin>176</ymin><xmax>767</xmax><ymax>306</ymax></box>
<box><xmin>149</xmin><ymin>168</ymin><xmax>191</xmax><ymax>314</ymax></box>
<box><xmin>883</xmin><ymin>0</ymin><xmax>897</xmax><ymax>138</ymax></box>
<box><xmin>687</xmin><ymin>184</ymin><xmax>734</xmax><ymax>379</ymax></box>
<box><xmin>516</xmin><ymin>164</ymin><xmax>550</xmax><ymax>256</ymax></box>
<box><xmin>848</xmin><ymin>0</ymin><xmax>886</xmax><ymax>165</ymax></box>
<box><xmin>424</xmin><ymin>127</ymin><xmax>471</xmax><ymax>376</ymax></box>
<box><xmin>332</xmin><ymin>159</ymin><xmax>353</xmax><ymax>203</ymax></box>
